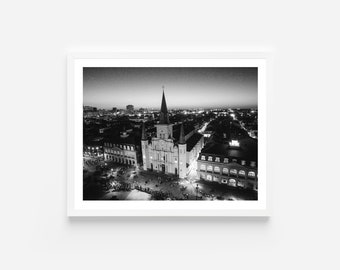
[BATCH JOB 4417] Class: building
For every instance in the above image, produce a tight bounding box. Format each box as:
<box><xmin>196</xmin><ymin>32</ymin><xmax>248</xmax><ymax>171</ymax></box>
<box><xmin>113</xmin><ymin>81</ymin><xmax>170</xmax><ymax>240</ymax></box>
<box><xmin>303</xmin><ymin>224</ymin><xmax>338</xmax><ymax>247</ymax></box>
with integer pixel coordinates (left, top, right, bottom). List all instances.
<box><xmin>126</xmin><ymin>104</ymin><xmax>134</xmax><ymax>114</ymax></box>
<box><xmin>141</xmin><ymin>89</ymin><xmax>204</xmax><ymax>179</ymax></box>
<box><xmin>197</xmin><ymin>137</ymin><xmax>258</xmax><ymax>190</ymax></box>
<box><xmin>103</xmin><ymin>128</ymin><xmax>140</xmax><ymax>167</ymax></box>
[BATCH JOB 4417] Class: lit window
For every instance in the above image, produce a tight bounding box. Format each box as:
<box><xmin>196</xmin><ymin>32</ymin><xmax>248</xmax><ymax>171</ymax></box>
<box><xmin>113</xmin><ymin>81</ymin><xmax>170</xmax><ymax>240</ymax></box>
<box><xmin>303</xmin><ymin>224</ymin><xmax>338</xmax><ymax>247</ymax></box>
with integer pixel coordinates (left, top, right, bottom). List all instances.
<box><xmin>236</xmin><ymin>181</ymin><xmax>244</xmax><ymax>187</ymax></box>
<box><xmin>223</xmin><ymin>158</ymin><xmax>229</xmax><ymax>163</ymax></box>
<box><xmin>208</xmin><ymin>156</ymin><xmax>213</xmax><ymax>161</ymax></box>
<box><xmin>241</xmin><ymin>160</ymin><xmax>246</xmax><ymax>166</ymax></box>
<box><xmin>250</xmin><ymin>161</ymin><xmax>256</xmax><ymax>167</ymax></box>
<box><xmin>201</xmin><ymin>155</ymin><xmax>205</xmax><ymax>161</ymax></box>
<box><xmin>207</xmin><ymin>174</ymin><xmax>212</xmax><ymax>181</ymax></box>
<box><xmin>214</xmin><ymin>166</ymin><xmax>220</xmax><ymax>173</ymax></box>
<box><xmin>131</xmin><ymin>146</ymin><xmax>134</xmax><ymax>151</ymax></box>
<box><xmin>230</xmin><ymin>169</ymin><xmax>237</xmax><ymax>175</ymax></box>
<box><xmin>213</xmin><ymin>176</ymin><xmax>219</xmax><ymax>181</ymax></box>
<box><xmin>207</xmin><ymin>165</ymin><xmax>213</xmax><ymax>172</ymax></box>
<box><xmin>239</xmin><ymin>170</ymin><xmax>245</xmax><ymax>177</ymax></box>
<box><xmin>248</xmin><ymin>171</ymin><xmax>256</xmax><ymax>178</ymax></box>
<box><xmin>200</xmin><ymin>164</ymin><xmax>206</xmax><ymax>171</ymax></box>
<box><xmin>215</xmin><ymin>157</ymin><xmax>220</xmax><ymax>162</ymax></box>
<box><xmin>222</xmin><ymin>168</ymin><xmax>229</xmax><ymax>175</ymax></box>
<box><xmin>228</xmin><ymin>178</ymin><xmax>237</xmax><ymax>187</ymax></box>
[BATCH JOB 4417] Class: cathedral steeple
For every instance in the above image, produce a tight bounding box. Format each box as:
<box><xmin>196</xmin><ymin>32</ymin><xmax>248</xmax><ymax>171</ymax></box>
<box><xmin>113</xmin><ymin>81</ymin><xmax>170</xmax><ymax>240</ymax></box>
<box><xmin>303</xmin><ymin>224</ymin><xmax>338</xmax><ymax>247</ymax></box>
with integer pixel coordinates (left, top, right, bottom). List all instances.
<box><xmin>159</xmin><ymin>86</ymin><xmax>170</xmax><ymax>124</ymax></box>
<box><xmin>179</xmin><ymin>123</ymin><xmax>185</xmax><ymax>144</ymax></box>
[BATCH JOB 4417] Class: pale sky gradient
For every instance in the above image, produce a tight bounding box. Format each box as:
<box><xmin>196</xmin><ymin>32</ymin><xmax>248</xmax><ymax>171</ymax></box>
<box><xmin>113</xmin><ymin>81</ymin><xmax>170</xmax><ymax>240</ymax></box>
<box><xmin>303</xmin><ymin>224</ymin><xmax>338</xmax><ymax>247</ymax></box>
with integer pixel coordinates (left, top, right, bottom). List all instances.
<box><xmin>83</xmin><ymin>67</ymin><xmax>257</xmax><ymax>109</ymax></box>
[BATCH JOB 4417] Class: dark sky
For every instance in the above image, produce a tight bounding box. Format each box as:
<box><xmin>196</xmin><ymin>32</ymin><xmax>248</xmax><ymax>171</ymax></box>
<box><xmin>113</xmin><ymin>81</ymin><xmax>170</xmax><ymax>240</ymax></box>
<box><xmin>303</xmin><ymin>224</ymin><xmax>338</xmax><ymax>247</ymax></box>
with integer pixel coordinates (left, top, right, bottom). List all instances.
<box><xmin>83</xmin><ymin>67</ymin><xmax>257</xmax><ymax>109</ymax></box>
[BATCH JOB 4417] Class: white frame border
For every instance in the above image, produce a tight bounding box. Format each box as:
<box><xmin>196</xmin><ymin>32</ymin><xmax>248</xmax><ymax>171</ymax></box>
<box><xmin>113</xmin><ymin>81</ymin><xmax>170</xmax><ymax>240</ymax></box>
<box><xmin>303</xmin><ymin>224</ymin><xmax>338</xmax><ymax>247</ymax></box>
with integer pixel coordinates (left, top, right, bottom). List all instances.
<box><xmin>67</xmin><ymin>52</ymin><xmax>270</xmax><ymax>217</ymax></box>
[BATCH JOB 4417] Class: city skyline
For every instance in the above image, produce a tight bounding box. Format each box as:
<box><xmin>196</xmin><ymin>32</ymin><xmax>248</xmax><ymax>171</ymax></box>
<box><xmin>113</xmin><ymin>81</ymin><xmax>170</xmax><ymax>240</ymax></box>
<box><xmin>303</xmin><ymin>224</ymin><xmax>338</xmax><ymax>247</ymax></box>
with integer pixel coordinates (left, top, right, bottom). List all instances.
<box><xmin>83</xmin><ymin>67</ymin><xmax>258</xmax><ymax>109</ymax></box>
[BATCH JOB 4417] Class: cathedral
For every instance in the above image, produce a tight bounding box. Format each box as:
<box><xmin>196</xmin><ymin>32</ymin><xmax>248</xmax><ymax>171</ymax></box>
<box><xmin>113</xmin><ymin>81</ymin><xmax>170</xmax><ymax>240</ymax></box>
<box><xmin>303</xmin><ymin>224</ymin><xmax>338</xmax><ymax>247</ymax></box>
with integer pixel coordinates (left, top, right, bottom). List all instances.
<box><xmin>141</xmin><ymin>90</ymin><xmax>187</xmax><ymax>178</ymax></box>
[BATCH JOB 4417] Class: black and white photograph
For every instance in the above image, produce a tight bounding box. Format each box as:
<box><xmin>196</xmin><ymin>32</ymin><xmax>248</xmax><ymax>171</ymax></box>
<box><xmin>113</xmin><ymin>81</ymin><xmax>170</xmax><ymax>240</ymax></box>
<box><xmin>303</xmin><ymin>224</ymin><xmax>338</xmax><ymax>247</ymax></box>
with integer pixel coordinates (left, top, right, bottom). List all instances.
<box><xmin>83</xmin><ymin>66</ymin><xmax>259</xmax><ymax>201</ymax></box>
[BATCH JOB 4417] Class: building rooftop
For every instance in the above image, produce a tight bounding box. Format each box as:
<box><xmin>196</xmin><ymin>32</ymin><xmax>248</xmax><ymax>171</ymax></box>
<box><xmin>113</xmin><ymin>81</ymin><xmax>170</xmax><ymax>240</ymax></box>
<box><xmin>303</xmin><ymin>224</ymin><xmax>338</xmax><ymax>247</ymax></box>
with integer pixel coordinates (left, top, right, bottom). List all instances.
<box><xmin>186</xmin><ymin>133</ymin><xmax>203</xmax><ymax>152</ymax></box>
<box><xmin>201</xmin><ymin>137</ymin><xmax>257</xmax><ymax>161</ymax></box>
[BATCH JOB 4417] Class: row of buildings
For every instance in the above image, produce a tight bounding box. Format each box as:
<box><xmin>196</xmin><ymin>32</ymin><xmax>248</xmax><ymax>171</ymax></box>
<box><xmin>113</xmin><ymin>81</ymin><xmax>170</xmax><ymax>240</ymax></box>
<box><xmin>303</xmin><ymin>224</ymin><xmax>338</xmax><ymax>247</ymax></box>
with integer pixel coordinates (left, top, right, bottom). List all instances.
<box><xmin>84</xmin><ymin>90</ymin><xmax>258</xmax><ymax>191</ymax></box>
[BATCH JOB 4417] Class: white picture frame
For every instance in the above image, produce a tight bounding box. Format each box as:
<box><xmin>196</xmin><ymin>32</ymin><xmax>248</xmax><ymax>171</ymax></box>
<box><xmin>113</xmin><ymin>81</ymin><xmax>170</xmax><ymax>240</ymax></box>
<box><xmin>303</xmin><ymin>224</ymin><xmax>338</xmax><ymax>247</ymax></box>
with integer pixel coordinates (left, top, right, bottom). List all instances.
<box><xmin>67</xmin><ymin>51</ymin><xmax>269</xmax><ymax>217</ymax></box>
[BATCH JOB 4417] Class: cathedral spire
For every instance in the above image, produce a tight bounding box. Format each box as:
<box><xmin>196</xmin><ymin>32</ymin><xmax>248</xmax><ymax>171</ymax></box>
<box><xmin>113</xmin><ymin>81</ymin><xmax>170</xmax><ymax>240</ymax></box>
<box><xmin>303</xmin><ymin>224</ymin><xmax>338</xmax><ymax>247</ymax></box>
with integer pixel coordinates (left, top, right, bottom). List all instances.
<box><xmin>141</xmin><ymin>121</ymin><xmax>146</xmax><ymax>140</ymax></box>
<box><xmin>159</xmin><ymin>86</ymin><xmax>170</xmax><ymax>124</ymax></box>
<box><xmin>179</xmin><ymin>123</ymin><xmax>185</xmax><ymax>144</ymax></box>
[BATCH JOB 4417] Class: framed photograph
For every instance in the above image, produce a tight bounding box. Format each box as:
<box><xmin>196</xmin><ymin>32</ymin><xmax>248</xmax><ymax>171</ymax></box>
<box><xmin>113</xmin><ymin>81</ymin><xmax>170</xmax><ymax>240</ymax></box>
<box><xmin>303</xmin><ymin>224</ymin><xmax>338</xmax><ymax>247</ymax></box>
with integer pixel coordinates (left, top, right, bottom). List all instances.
<box><xmin>67</xmin><ymin>52</ymin><xmax>268</xmax><ymax>216</ymax></box>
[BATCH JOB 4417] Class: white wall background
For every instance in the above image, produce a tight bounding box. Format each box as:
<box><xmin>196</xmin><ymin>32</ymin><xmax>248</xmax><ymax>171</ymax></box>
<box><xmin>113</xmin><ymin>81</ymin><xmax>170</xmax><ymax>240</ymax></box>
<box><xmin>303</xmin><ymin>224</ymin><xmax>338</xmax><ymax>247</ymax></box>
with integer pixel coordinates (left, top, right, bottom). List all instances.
<box><xmin>1</xmin><ymin>1</ymin><xmax>339</xmax><ymax>269</ymax></box>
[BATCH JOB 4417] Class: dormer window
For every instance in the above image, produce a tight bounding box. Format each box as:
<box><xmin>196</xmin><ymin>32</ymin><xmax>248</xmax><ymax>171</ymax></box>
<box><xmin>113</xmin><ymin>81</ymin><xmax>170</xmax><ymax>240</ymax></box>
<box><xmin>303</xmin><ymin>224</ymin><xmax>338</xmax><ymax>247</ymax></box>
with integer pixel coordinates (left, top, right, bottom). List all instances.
<box><xmin>208</xmin><ymin>156</ymin><xmax>213</xmax><ymax>161</ymax></box>
<box><xmin>201</xmin><ymin>155</ymin><xmax>205</xmax><ymax>161</ymax></box>
<box><xmin>223</xmin><ymin>158</ymin><xmax>229</xmax><ymax>163</ymax></box>
<box><xmin>215</xmin><ymin>157</ymin><xmax>220</xmax><ymax>162</ymax></box>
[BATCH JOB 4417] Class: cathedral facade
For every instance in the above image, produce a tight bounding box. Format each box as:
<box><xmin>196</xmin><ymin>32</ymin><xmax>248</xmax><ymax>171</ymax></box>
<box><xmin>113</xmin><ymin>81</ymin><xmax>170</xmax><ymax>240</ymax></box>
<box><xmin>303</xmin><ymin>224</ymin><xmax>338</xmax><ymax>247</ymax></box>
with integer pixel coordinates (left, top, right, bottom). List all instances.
<box><xmin>141</xmin><ymin>91</ymin><xmax>187</xmax><ymax>179</ymax></box>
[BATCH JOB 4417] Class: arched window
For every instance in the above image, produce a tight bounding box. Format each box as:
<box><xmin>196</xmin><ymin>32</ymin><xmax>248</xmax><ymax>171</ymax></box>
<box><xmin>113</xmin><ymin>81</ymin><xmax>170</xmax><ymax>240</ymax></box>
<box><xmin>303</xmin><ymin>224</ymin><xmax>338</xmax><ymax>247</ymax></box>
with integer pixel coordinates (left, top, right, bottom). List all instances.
<box><xmin>207</xmin><ymin>165</ymin><xmax>213</xmax><ymax>172</ymax></box>
<box><xmin>237</xmin><ymin>181</ymin><xmax>245</xmax><ymax>188</ymax></box>
<box><xmin>230</xmin><ymin>169</ymin><xmax>237</xmax><ymax>175</ymax></box>
<box><xmin>248</xmin><ymin>171</ymin><xmax>256</xmax><ymax>178</ymax></box>
<box><xmin>200</xmin><ymin>164</ymin><xmax>206</xmax><ymax>171</ymax></box>
<box><xmin>222</xmin><ymin>168</ymin><xmax>229</xmax><ymax>175</ymax></box>
<box><xmin>239</xmin><ymin>170</ymin><xmax>245</xmax><ymax>178</ymax></box>
<box><xmin>201</xmin><ymin>155</ymin><xmax>205</xmax><ymax>161</ymax></box>
<box><xmin>214</xmin><ymin>166</ymin><xmax>220</xmax><ymax>173</ymax></box>
<box><xmin>228</xmin><ymin>178</ymin><xmax>237</xmax><ymax>187</ymax></box>
<box><xmin>208</xmin><ymin>156</ymin><xmax>213</xmax><ymax>161</ymax></box>
<box><xmin>207</xmin><ymin>174</ymin><xmax>212</xmax><ymax>181</ymax></box>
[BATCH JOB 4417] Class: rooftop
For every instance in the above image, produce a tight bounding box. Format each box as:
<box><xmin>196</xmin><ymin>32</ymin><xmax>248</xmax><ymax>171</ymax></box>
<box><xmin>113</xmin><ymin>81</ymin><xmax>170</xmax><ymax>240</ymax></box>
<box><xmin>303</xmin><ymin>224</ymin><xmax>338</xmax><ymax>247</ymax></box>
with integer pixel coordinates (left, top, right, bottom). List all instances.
<box><xmin>201</xmin><ymin>137</ymin><xmax>257</xmax><ymax>161</ymax></box>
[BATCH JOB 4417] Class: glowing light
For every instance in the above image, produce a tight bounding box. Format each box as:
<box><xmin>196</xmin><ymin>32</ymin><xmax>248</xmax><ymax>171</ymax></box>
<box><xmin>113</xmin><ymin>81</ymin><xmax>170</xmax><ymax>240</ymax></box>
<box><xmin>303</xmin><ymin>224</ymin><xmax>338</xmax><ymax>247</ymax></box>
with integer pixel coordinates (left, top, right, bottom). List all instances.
<box><xmin>230</xmin><ymin>140</ymin><xmax>240</xmax><ymax>147</ymax></box>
